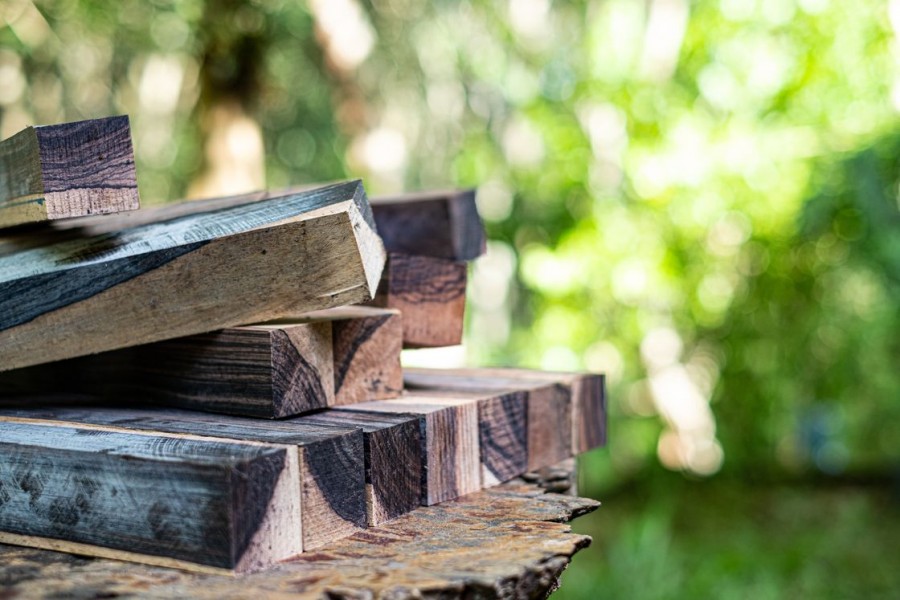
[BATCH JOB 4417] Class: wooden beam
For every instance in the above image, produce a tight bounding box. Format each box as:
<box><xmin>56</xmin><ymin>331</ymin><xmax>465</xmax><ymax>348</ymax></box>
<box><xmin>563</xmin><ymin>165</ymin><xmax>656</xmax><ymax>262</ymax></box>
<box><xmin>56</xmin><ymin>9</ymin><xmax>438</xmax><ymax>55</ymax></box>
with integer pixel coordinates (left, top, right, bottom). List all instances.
<box><xmin>290</xmin><ymin>306</ymin><xmax>403</xmax><ymax>405</ymax></box>
<box><xmin>0</xmin><ymin>116</ymin><xmax>139</xmax><ymax>228</ymax></box>
<box><xmin>0</xmin><ymin>180</ymin><xmax>384</xmax><ymax>372</ymax></box>
<box><xmin>370</xmin><ymin>189</ymin><xmax>485</xmax><ymax>261</ymax></box>
<box><xmin>0</xmin><ymin>419</ymin><xmax>301</xmax><ymax>573</ymax></box>
<box><xmin>370</xmin><ymin>252</ymin><xmax>467</xmax><ymax>348</ymax></box>
<box><xmin>405</xmin><ymin>367</ymin><xmax>606</xmax><ymax>456</ymax></box>
<box><xmin>300</xmin><ymin>410</ymin><xmax>421</xmax><ymax>526</ymax></box>
<box><xmin>0</xmin><ymin>408</ymin><xmax>368</xmax><ymax>551</ymax></box>
<box><xmin>403</xmin><ymin>368</ymin><xmax>574</xmax><ymax>471</ymax></box>
<box><xmin>339</xmin><ymin>396</ymin><xmax>480</xmax><ymax>505</ymax></box>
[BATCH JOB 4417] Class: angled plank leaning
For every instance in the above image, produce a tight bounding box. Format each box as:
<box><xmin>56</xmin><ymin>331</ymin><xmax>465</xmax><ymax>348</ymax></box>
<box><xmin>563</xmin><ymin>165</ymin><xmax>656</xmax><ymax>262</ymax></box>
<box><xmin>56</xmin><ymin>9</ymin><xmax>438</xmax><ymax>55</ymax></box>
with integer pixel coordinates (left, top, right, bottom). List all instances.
<box><xmin>0</xmin><ymin>116</ymin><xmax>140</xmax><ymax>228</ymax></box>
<box><xmin>0</xmin><ymin>419</ymin><xmax>300</xmax><ymax>574</ymax></box>
<box><xmin>0</xmin><ymin>180</ymin><xmax>384</xmax><ymax>372</ymax></box>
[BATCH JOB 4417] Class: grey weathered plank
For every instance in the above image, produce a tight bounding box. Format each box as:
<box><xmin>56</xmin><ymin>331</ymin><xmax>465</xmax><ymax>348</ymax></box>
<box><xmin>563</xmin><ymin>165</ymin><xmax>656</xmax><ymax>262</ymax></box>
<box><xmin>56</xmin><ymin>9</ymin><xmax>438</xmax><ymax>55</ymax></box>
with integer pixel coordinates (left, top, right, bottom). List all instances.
<box><xmin>339</xmin><ymin>396</ymin><xmax>481</xmax><ymax>505</ymax></box>
<box><xmin>0</xmin><ymin>180</ymin><xmax>384</xmax><ymax>372</ymax></box>
<box><xmin>0</xmin><ymin>420</ymin><xmax>300</xmax><ymax>573</ymax></box>
<box><xmin>0</xmin><ymin>116</ymin><xmax>139</xmax><ymax>228</ymax></box>
<box><xmin>369</xmin><ymin>252</ymin><xmax>468</xmax><ymax>348</ymax></box>
<box><xmin>299</xmin><ymin>409</ymin><xmax>421</xmax><ymax>525</ymax></box>
<box><xmin>0</xmin><ymin>408</ymin><xmax>367</xmax><ymax>551</ymax></box>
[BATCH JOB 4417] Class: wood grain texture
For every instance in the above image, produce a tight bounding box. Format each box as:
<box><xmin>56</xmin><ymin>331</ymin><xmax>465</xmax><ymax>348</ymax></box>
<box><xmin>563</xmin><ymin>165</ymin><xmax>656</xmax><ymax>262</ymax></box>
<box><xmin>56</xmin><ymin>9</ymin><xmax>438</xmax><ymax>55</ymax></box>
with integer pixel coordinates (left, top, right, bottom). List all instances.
<box><xmin>370</xmin><ymin>189</ymin><xmax>486</xmax><ymax>260</ymax></box>
<box><xmin>406</xmin><ymin>367</ymin><xmax>606</xmax><ymax>455</ymax></box>
<box><xmin>0</xmin><ymin>116</ymin><xmax>139</xmax><ymax>228</ymax></box>
<box><xmin>291</xmin><ymin>306</ymin><xmax>403</xmax><ymax>404</ymax></box>
<box><xmin>0</xmin><ymin>322</ymin><xmax>335</xmax><ymax>418</ymax></box>
<box><xmin>300</xmin><ymin>409</ymin><xmax>422</xmax><ymax>525</ymax></box>
<box><xmin>0</xmin><ymin>408</ymin><xmax>368</xmax><ymax>551</ymax></box>
<box><xmin>0</xmin><ymin>474</ymin><xmax>598</xmax><ymax>599</ymax></box>
<box><xmin>0</xmin><ymin>180</ymin><xmax>384</xmax><ymax>372</ymax></box>
<box><xmin>340</xmin><ymin>395</ymin><xmax>480</xmax><ymax>505</ymax></box>
<box><xmin>0</xmin><ymin>420</ymin><xmax>300</xmax><ymax>573</ymax></box>
<box><xmin>404</xmin><ymin>367</ymin><xmax>577</xmax><ymax>472</ymax></box>
<box><xmin>370</xmin><ymin>252</ymin><xmax>468</xmax><ymax>348</ymax></box>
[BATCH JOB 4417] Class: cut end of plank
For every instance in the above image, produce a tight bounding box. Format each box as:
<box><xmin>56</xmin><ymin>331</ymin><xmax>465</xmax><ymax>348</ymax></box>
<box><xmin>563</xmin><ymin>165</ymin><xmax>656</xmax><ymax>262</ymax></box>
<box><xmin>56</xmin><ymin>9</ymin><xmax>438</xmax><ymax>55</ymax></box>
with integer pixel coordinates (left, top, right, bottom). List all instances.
<box><xmin>347</xmin><ymin>182</ymin><xmax>386</xmax><ymax>300</ymax></box>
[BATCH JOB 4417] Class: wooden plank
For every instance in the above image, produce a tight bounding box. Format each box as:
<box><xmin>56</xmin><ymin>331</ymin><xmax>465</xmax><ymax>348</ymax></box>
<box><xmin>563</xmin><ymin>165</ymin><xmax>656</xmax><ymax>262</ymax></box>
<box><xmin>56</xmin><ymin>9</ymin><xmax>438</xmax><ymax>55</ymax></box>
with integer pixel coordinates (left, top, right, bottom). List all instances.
<box><xmin>370</xmin><ymin>252</ymin><xmax>467</xmax><ymax>348</ymax></box>
<box><xmin>370</xmin><ymin>189</ymin><xmax>485</xmax><ymax>260</ymax></box>
<box><xmin>300</xmin><ymin>410</ymin><xmax>421</xmax><ymax>525</ymax></box>
<box><xmin>0</xmin><ymin>419</ymin><xmax>301</xmax><ymax>573</ymax></box>
<box><xmin>339</xmin><ymin>396</ymin><xmax>480</xmax><ymax>505</ymax></box>
<box><xmin>0</xmin><ymin>116</ymin><xmax>139</xmax><ymax>228</ymax></box>
<box><xmin>405</xmin><ymin>367</ymin><xmax>606</xmax><ymax>455</ymax></box>
<box><xmin>0</xmin><ymin>180</ymin><xmax>384</xmax><ymax>372</ymax></box>
<box><xmin>0</xmin><ymin>476</ymin><xmax>599</xmax><ymax>599</ymax></box>
<box><xmin>0</xmin><ymin>408</ymin><xmax>368</xmax><ymax>551</ymax></box>
<box><xmin>290</xmin><ymin>306</ymin><xmax>403</xmax><ymax>405</ymax></box>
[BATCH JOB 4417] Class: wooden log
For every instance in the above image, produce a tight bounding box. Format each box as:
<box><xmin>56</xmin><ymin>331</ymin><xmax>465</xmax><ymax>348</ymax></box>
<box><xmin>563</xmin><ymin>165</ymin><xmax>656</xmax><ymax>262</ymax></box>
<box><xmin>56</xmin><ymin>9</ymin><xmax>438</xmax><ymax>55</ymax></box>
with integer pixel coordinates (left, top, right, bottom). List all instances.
<box><xmin>370</xmin><ymin>252</ymin><xmax>468</xmax><ymax>348</ymax></box>
<box><xmin>339</xmin><ymin>396</ymin><xmax>481</xmax><ymax>505</ymax></box>
<box><xmin>0</xmin><ymin>420</ymin><xmax>301</xmax><ymax>573</ymax></box>
<box><xmin>291</xmin><ymin>306</ymin><xmax>403</xmax><ymax>405</ymax></box>
<box><xmin>300</xmin><ymin>410</ymin><xmax>421</xmax><ymax>525</ymax></box>
<box><xmin>0</xmin><ymin>180</ymin><xmax>384</xmax><ymax>372</ymax></box>
<box><xmin>0</xmin><ymin>116</ymin><xmax>139</xmax><ymax>228</ymax></box>
<box><xmin>0</xmin><ymin>476</ymin><xmax>599</xmax><ymax>599</ymax></box>
<box><xmin>405</xmin><ymin>367</ymin><xmax>606</xmax><ymax>456</ymax></box>
<box><xmin>370</xmin><ymin>189</ymin><xmax>485</xmax><ymax>260</ymax></box>
<box><xmin>0</xmin><ymin>408</ymin><xmax>368</xmax><ymax>551</ymax></box>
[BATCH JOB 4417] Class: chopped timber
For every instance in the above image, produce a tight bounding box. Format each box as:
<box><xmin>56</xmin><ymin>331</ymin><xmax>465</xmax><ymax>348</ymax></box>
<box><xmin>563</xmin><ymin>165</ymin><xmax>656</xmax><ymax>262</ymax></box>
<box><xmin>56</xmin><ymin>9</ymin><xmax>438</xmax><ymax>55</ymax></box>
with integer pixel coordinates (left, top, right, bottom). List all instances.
<box><xmin>406</xmin><ymin>367</ymin><xmax>606</xmax><ymax>455</ymax></box>
<box><xmin>0</xmin><ymin>180</ymin><xmax>385</xmax><ymax>372</ymax></box>
<box><xmin>0</xmin><ymin>116</ymin><xmax>139</xmax><ymax>228</ymax></box>
<box><xmin>339</xmin><ymin>396</ymin><xmax>481</xmax><ymax>505</ymax></box>
<box><xmin>0</xmin><ymin>474</ymin><xmax>599</xmax><ymax>598</ymax></box>
<box><xmin>0</xmin><ymin>420</ymin><xmax>301</xmax><ymax>573</ymax></box>
<box><xmin>370</xmin><ymin>189</ymin><xmax>486</xmax><ymax>260</ymax></box>
<box><xmin>300</xmin><ymin>409</ymin><xmax>422</xmax><ymax>525</ymax></box>
<box><xmin>370</xmin><ymin>252</ymin><xmax>468</xmax><ymax>348</ymax></box>
<box><xmin>291</xmin><ymin>306</ymin><xmax>403</xmax><ymax>405</ymax></box>
<box><xmin>0</xmin><ymin>408</ymin><xmax>368</xmax><ymax>551</ymax></box>
<box><xmin>0</xmin><ymin>321</ymin><xmax>335</xmax><ymax>418</ymax></box>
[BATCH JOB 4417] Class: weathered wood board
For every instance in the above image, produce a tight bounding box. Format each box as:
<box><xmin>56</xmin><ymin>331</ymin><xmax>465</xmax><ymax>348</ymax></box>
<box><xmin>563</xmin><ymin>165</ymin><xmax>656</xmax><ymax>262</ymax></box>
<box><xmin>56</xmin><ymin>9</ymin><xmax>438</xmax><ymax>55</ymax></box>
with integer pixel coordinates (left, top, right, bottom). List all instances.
<box><xmin>0</xmin><ymin>408</ymin><xmax>367</xmax><ymax>551</ymax></box>
<box><xmin>370</xmin><ymin>189</ymin><xmax>486</xmax><ymax>260</ymax></box>
<box><xmin>370</xmin><ymin>252</ymin><xmax>468</xmax><ymax>348</ymax></box>
<box><xmin>300</xmin><ymin>409</ymin><xmax>422</xmax><ymax>525</ymax></box>
<box><xmin>0</xmin><ymin>420</ymin><xmax>300</xmax><ymax>573</ymax></box>
<box><xmin>0</xmin><ymin>116</ymin><xmax>139</xmax><ymax>228</ymax></box>
<box><xmin>339</xmin><ymin>396</ymin><xmax>481</xmax><ymax>506</ymax></box>
<box><xmin>0</xmin><ymin>474</ymin><xmax>598</xmax><ymax>598</ymax></box>
<box><xmin>0</xmin><ymin>180</ymin><xmax>384</xmax><ymax>372</ymax></box>
<box><xmin>405</xmin><ymin>367</ymin><xmax>606</xmax><ymax>455</ymax></box>
<box><xmin>290</xmin><ymin>306</ymin><xmax>403</xmax><ymax>405</ymax></box>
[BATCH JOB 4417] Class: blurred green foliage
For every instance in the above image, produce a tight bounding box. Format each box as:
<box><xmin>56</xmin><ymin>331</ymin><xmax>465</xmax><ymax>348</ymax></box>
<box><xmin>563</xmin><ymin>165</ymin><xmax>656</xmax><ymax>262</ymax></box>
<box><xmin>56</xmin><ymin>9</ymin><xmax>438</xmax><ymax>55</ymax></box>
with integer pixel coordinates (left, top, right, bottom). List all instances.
<box><xmin>2</xmin><ymin>0</ymin><xmax>899</xmax><ymax>595</ymax></box>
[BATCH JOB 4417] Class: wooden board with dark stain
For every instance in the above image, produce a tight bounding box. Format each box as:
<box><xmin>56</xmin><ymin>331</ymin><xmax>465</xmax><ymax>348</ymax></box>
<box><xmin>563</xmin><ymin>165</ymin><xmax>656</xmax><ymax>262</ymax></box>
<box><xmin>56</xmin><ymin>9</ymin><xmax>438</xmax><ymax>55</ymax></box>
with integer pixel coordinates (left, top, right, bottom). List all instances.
<box><xmin>0</xmin><ymin>116</ymin><xmax>139</xmax><ymax>228</ymax></box>
<box><xmin>0</xmin><ymin>420</ymin><xmax>300</xmax><ymax>573</ymax></box>
<box><xmin>370</xmin><ymin>252</ymin><xmax>468</xmax><ymax>348</ymax></box>
<box><xmin>299</xmin><ymin>409</ymin><xmax>422</xmax><ymax>525</ymax></box>
<box><xmin>292</xmin><ymin>306</ymin><xmax>403</xmax><ymax>405</ymax></box>
<box><xmin>0</xmin><ymin>475</ymin><xmax>599</xmax><ymax>598</ymax></box>
<box><xmin>0</xmin><ymin>180</ymin><xmax>384</xmax><ymax>372</ymax></box>
<box><xmin>339</xmin><ymin>395</ymin><xmax>480</xmax><ymax>506</ymax></box>
<box><xmin>0</xmin><ymin>408</ymin><xmax>367</xmax><ymax>551</ymax></box>
<box><xmin>405</xmin><ymin>367</ymin><xmax>606</xmax><ymax>456</ymax></box>
<box><xmin>369</xmin><ymin>188</ymin><xmax>486</xmax><ymax>261</ymax></box>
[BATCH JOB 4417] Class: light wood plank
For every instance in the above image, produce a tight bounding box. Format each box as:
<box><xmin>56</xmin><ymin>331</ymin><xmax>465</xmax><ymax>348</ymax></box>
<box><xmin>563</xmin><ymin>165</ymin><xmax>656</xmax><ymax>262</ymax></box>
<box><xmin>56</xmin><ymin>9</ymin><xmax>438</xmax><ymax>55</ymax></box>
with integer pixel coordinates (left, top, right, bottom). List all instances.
<box><xmin>0</xmin><ymin>407</ymin><xmax>368</xmax><ymax>551</ymax></box>
<box><xmin>0</xmin><ymin>419</ymin><xmax>301</xmax><ymax>573</ymax></box>
<box><xmin>0</xmin><ymin>116</ymin><xmax>139</xmax><ymax>228</ymax></box>
<box><xmin>0</xmin><ymin>180</ymin><xmax>384</xmax><ymax>372</ymax></box>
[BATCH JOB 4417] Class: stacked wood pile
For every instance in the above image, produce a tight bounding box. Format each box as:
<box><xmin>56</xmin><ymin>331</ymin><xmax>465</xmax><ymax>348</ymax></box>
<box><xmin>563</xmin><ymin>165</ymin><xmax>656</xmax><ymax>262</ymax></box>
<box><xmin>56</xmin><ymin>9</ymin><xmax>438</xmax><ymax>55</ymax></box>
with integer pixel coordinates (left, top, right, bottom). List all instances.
<box><xmin>0</xmin><ymin>116</ymin><xmax>607</xmax><ymax>576</ymax></box>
